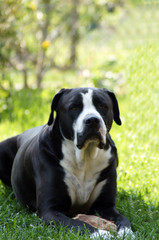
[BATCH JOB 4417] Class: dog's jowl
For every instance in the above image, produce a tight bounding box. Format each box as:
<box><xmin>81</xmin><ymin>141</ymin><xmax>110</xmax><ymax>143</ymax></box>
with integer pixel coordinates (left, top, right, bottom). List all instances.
<box><xmin>0</xmin><ymin>88</ymin><xmax>131</xmax><ymax>235</ymax></box>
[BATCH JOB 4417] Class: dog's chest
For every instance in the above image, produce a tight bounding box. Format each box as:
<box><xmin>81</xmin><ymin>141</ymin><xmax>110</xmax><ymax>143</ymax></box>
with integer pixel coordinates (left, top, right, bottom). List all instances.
<box><xmin>60</xmin><ymin>140</ymin><xmax>112</xmax><ymax>208</ymax></box>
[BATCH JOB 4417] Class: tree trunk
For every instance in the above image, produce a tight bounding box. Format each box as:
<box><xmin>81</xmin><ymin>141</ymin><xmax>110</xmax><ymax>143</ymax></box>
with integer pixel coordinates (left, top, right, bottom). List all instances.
<box><xmin>36</xmin><ymin>49</ymin><xmax>45</xmax><ymax>88</ymax></box>
<box><xmin>70</xmin><ymin>0</ymin><xmax>80</xmax><ymax>68</ymax></box>
<box><xmin>23</xmin><ymin>69</ymin><xmax>29</xmax><ymax>88</ymax></box>
<box><xmin>36</xmin><ymin>0</ymin><xmax>51</xmax><ymax>88</ymax></box>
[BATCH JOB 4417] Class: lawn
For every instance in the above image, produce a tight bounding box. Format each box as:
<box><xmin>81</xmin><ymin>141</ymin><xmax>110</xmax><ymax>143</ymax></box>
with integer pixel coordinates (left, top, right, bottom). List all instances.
<box><xmin>0</xmin><ymin>4</ymin><xmax>159</xmax><ymax>240</ymax></box>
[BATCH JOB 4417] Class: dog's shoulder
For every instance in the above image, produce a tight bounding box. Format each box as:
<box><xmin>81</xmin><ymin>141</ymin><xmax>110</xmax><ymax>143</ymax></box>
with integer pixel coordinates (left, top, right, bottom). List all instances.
<box><xmin>17</xmin><ymin>125</ymin><xmax>45</xmax><ymax>147</ymax></box>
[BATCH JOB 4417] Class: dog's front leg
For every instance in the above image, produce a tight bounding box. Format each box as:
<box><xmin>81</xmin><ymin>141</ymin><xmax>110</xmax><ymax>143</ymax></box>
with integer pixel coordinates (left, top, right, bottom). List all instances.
<box><xmin>35</xmin><ymin>174</ymin><xmax>96</xmax><ymax>234</ymax></box>
<box><xmin>89</xmin><ymin>196</ymin><xmax>134</xmax><ymax>239</ymax></box>
<box><xmin>90</xmin><ymin>204</ymin><xmax>131</xmax><ymax>229</ymax></box>
<box><xmin>89</xmin><ymin>165</ymin><xmax>131</xmax><ymax>230</ymax></box>
<box><xmin>39</xmin><ymin>210</ymin><xmax>96</xmax><ymax>233</ymax></box>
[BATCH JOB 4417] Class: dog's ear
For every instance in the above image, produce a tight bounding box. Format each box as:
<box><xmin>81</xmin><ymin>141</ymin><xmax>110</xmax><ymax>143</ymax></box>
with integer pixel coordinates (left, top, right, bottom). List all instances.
<box><xmin>107</xmin><ymin>90</ymin><xmax>122</xmax><ymax>125</ymax></box>
<box><xmin>48</xmin><ymin>88</ymin><xmax>67</xmax><ymax>125</ymax></box>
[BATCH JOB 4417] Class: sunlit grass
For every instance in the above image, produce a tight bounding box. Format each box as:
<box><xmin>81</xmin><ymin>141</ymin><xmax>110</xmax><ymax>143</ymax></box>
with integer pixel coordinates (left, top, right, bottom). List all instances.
<box><xmin>114</xmin><ymin>42</ymin><xmax>159</xmax><ymax>202</ymax></box>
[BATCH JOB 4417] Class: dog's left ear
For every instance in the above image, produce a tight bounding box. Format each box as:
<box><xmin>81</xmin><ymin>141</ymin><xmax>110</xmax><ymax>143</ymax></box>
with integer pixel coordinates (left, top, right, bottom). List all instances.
<box><xmin>48</xmin><ymin>88</ymin><xmax>67</xmax><ymax>125</ymax></box>
<box><xmin>107</xmin><ymin>90</ymin><xmax>122</xmax><ymax>125</ymax></box>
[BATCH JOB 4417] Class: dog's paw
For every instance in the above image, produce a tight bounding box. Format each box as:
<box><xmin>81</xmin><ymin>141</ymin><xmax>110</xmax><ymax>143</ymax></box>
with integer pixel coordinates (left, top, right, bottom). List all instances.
<box><xmin>115</xmin><ymin>214</ymin><xmax>131</xmax><ymax>230</ymax></box>
<box><xmin>90</xmin><ymin>228</ymin><xmax>135</xmax><ymax>239</ymax></box>
<box><xmin>90</xmin><ymin>229</ymin><xmax>112</xmax><ymax>240</ymax></box>
<box><xmin>118</xmin><ymin>227</ymin><xmax>135</xmax><ymax>239</ymax></box>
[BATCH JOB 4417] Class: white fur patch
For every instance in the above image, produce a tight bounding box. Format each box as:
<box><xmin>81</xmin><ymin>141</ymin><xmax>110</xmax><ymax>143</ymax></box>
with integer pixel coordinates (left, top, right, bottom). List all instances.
<box><xmin>73</xmin><ymin>89</ymin><xmax>107</xmax><ymax>147</ymax></box>
<box><xmin>90</xmin><ymin>230</ymin><xmax>112</xmax><ymax>239</ymax></box>
<box><xmin>90</xmin><ymin>228</ymin><xmax>135</xmax><ymax>239</ymax></box>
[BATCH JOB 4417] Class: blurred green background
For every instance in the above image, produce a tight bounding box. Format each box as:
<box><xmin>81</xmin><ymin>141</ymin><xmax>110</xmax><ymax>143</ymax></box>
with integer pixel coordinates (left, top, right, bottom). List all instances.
<box><xmin>0</xmin><ymin>0</ymin><xmax>159</xmax><ymax>239</ymax></box>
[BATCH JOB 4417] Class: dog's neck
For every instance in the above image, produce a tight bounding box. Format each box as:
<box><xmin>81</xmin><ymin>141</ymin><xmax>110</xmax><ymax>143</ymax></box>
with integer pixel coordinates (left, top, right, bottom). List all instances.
<box><xmin>75</xmin><ymin>141</ymin><xmax>100</xmax><ymax>167</ymax></box>
<box><xmin>62</xmin><ymin>137</ymin><xmax>108</xmax><ymax>169</ymax></box>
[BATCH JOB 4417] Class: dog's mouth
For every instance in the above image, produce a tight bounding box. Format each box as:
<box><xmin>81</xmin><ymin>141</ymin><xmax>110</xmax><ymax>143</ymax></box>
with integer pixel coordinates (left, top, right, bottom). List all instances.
<box><xmin>76</xmin><ymin>127</ymin><xmax>106</xmax><ymax>150</ymax></box>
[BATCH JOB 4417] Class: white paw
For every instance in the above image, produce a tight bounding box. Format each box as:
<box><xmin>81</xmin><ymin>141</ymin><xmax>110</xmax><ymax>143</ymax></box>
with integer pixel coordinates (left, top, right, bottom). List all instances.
<box><xmin>90</xmin><ymin>228</ymin><xmax>135</xmax><ymax>239</ymax></box>
<box><xmin>90</xmin><ymin>229</ymin><xmax>112</xmax><ymax>239</ymax></box>
<box><xmin>118</xmin><ymin>227</ymin><xmax>135</xmax><ymax>239</ymax></box>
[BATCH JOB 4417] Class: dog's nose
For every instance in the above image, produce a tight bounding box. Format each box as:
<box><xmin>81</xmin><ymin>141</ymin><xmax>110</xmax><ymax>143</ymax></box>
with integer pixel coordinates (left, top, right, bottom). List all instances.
<box><xmin>84</xmin><ymin>116</ymin><xmax>100</xmax><ymax>127</ymax></box>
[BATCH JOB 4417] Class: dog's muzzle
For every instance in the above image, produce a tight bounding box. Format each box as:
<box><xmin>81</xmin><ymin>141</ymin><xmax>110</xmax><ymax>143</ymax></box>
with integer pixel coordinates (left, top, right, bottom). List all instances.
<box><xmin>76</xmin><ymin>115</ymin><xmax>106</xmax><ymax>149</ymax></box>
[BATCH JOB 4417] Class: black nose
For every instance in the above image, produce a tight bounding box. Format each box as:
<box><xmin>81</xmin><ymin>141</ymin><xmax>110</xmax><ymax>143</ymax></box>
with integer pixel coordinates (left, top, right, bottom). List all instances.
<box><xmin>84</xmin><ymin>116</ymin><xmax>100</xmax><ymax>127</ymax></box>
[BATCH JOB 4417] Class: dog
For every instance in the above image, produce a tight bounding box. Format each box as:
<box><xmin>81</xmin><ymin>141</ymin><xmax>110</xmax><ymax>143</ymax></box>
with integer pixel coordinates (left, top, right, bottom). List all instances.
<box><xmin>0</xmin><ymin>87</ymin><xmax>131</xmax><ymax>236</ymax></box>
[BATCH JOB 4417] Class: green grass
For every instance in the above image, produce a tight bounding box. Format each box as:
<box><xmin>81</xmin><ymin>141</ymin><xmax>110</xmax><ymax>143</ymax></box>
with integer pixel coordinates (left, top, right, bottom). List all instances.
<box><xmin>0</xmin><ymin>4</ymin><xmax>159</xmax><ymax>240</ymax></box>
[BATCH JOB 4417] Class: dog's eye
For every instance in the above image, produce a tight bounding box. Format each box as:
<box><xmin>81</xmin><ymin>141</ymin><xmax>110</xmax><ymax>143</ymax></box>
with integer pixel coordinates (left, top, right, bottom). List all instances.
<box><xmin>69</xmin><ymin>105</ymin><xmax>80</xmax><ymax>111</ymax></box>
<box><xmin>99</xmin><ymin>104</ymin><xmax>107</xmax><ymax>110</ymax></box>
<box><xmin>70</xmin><ymin>107</ymin><xmax>77</xmax><ymax>111</ymax></box>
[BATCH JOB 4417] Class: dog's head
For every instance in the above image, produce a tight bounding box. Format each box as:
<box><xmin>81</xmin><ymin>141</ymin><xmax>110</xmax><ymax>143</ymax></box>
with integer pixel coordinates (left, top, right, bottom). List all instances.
<box><xmin>48</xmin><ymin>88</ymin><xmax>121</xmax><ymax>149</ymax></box>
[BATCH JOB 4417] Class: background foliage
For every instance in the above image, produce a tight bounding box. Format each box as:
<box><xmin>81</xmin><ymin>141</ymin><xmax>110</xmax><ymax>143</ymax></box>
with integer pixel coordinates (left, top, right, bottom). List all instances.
<box><xmin>0</xmin><ymin>0</ymin><xmax>159</xmax><ymax>239</ymax></box>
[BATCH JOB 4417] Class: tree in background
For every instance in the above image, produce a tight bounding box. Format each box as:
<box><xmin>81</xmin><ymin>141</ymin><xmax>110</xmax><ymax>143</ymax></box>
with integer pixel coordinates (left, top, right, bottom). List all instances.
<box><xmin>0</xmin><ymin>0</ymin><xmax>22</xmax><ymax>119</ymax></box>
<box><xmin>0</xmin><ymin>0</ymin><xmax>22</xmax><ymax>89</ymax></box>
<box><xmin>0</xmin><ymin>0</ymin><xmax>81</xmax><ymax>89</ymax></box>
<box><xmin>0</xmin><ymin>0</ymin><xmax>123</xmax><ymax>90</ymax></box>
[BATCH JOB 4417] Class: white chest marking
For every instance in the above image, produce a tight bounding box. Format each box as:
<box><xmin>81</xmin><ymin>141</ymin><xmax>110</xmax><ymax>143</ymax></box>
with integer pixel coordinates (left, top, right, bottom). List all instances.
<box><xmin>60</xmin><ymin>139</ymin><xmax>112</xmax><ymax>207</ymax></box>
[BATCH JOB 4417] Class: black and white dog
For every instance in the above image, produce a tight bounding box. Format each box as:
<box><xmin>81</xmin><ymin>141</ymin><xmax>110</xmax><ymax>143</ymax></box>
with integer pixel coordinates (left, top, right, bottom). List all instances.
<box><xmin>0</xmin><ymin>88</ymin><xmax>132</xmax><ymax>237</ymax></box>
